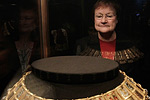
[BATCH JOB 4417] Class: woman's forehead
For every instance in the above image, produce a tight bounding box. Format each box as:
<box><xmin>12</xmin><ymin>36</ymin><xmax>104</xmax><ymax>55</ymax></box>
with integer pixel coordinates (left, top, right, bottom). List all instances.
<box><xmin>20</xmin><ymin>9</ymin><xmax>35</xmax><ymax>15</ymax></box>
<box><xmin>95</xmin><ymin>6</ymin><xmax>116</xmax><ymax>14</ymax></box>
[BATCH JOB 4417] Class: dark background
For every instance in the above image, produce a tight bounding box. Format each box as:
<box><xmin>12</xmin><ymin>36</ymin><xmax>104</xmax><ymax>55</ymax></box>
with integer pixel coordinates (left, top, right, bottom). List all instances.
<box><xmin>0</xmin><ymin>0</ymin><xmax>150</xmax><ymax>48</ymax></box>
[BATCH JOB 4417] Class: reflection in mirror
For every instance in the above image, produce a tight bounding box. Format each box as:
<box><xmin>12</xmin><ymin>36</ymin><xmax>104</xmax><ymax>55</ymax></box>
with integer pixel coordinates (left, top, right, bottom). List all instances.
<box><xmin>13</xmin><ymin>0</ymin><xmax>41</xmax><ymax>73</ymax></box>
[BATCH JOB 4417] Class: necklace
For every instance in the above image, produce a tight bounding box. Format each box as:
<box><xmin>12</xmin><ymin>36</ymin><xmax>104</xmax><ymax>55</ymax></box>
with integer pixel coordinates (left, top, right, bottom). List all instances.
<box><xmin>15</xmin><ymin>41</ymin><xmax>34</xmax><ymax>72</ymax></box>
<box><xmin>3</xmin><ymin>70</ymin><xmax>149</xmax><ymax>100</ymax></box>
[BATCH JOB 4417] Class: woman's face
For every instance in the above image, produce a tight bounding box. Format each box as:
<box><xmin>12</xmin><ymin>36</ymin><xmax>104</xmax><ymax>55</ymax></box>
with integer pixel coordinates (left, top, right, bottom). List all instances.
<box><xmin>19</xmin><ymin>10</ymin><xmax>36</xmax><ymax>33</ymax></box>
<box><xmin>94</xmin><ymin>6</ymin><xmax>118</xmax><ymax>33</ymax></box>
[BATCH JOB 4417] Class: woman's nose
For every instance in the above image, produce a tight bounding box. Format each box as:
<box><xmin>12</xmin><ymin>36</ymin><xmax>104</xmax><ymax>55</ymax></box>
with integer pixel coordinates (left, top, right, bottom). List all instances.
<box><xmin>101</xmin><ymin>17</ymin><xmax>108</xmax><ymax>24</ymax></box>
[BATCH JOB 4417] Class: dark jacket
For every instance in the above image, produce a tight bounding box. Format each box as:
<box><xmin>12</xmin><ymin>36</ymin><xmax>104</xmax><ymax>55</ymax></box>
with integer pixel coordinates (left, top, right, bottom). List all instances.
<box><xmin>78</xmin><ymin>32</ymin><xmax>144</xmax><ymax>82</ymax></box>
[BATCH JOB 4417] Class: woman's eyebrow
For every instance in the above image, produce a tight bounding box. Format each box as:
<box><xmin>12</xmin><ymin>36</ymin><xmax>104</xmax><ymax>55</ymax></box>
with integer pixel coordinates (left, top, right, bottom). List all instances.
<box><xmin>95</xmin><ymin>12</ymin><xmax>115</xmax><ymax>15</ymax></box>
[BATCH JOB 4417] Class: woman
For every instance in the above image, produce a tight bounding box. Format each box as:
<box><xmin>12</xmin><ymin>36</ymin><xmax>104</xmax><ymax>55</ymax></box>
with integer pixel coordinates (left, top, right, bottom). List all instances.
<box><xmin>79</xmin><ymin>0</ymin><xmax>144</xmax><ymax>83</ymax></box>
<box><xmin>14</xmin><ymin>0</ymin><xmax>41</xmax><ymax>73</ymax></box>
<box><xmin>94</xmin><ymin>0</ymin><xmax>119</xmax><ymax>60</ymax></box>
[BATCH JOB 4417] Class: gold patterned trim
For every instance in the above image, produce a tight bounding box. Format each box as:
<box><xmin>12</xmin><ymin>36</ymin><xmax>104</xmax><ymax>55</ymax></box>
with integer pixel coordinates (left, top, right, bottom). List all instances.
<box><xmin>80</xmin><ymin>46</ymin><xmax>144</xmax><ymax>64</ymax></box>
<box><xmin>2</xmin><ymin>70</ymin><xmax>149</xmax><ymax>100</ymax></box>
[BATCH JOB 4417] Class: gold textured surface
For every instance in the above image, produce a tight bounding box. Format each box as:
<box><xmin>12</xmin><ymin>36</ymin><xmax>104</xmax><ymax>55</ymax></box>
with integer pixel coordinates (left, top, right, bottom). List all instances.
<box><xmin>2</xmin><ymin>70</ymin><xmax>149</xmax><ymax>100</ymax></box>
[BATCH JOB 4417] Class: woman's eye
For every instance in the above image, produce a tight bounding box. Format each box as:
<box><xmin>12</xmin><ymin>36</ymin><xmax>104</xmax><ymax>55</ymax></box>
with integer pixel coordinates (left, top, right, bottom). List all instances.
<box><xmin>108</xmin><ymin>16</ymin><xmax>113</xmax><ymax>18</ymax></box>
<box><xmin>96</xmin><ymin>15</ymin><xmax>102</xmax><ymax>18</ymax></box>
<box><xmin>106</xmin><ymin>15</ymin><xmax>113</xmax><ymax>18</ymax></box>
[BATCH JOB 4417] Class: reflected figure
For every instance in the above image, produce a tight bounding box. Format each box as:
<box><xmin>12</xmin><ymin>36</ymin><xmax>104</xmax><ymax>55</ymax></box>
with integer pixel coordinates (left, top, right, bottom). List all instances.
<box><xmin>14</xmin><ymin>0</ymin><xmax>40</xmax><ymax>73</ymax></box>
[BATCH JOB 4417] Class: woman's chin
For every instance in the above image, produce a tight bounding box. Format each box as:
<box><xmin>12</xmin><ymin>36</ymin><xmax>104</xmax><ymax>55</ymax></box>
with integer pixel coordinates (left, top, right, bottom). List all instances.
<box><xmin>98</xmin><ymin>29</ymin><xmax>114</xmax><ymax>34</ymax></box>
<box><xmin>96</xmin><ymin>28</ymin><xmax>111</xmax><ymax>33</ymax></box>
<box><xmin>99</xmin><ymin>30</ymin><xmax>110</xmax><ymax>34</ymax></box>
